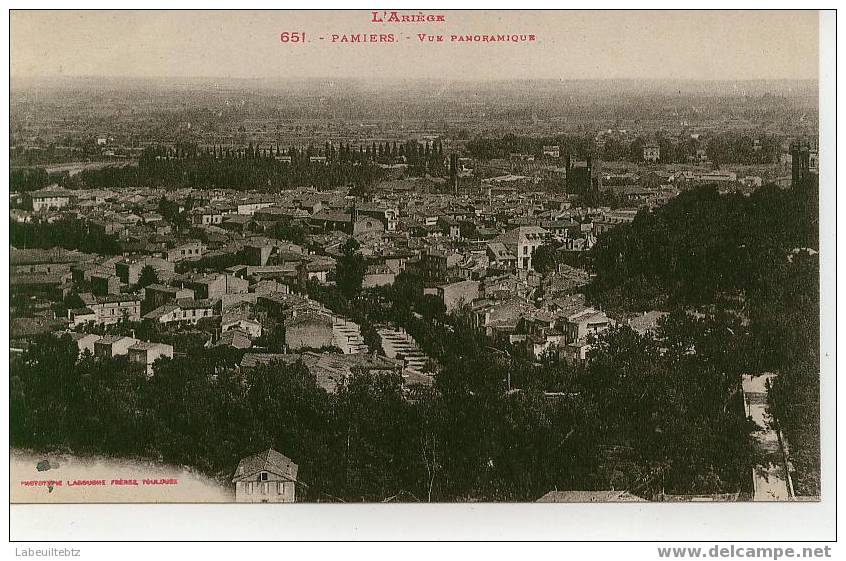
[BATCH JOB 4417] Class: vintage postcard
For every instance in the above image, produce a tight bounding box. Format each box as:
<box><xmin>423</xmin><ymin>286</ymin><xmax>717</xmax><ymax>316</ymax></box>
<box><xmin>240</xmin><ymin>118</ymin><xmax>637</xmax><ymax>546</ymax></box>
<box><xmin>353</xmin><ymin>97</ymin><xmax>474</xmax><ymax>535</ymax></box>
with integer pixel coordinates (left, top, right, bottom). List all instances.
<box><xmin>6</xmin><ymin>7</ymin><xmax>831</xmax><ymax>536</ymax></box>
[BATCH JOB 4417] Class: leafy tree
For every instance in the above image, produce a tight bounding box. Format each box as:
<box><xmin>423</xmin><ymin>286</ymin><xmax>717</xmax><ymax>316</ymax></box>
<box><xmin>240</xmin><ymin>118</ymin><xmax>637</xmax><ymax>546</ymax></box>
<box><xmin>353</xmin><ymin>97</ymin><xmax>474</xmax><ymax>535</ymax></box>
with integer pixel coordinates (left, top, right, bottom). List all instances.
<box><xmin>336</xmin><ymin>238</ymin><xmax>367</xmax><ymax>300</ymax></box>
<box><xmin>587</xmin><ymin>185</ymin><xmax>816</xmax><ymax>312</ymax></box>
<box><xmin>334</xmin><ymin>369</ymin><xmax>418</xmax><ymax>500</ymax></box>
<box><xmin>157</xmin><ymin>196</ymin><xmax>189</xmax><ymax>231</ymax></box>
<box><xmin>532</xmin><ymin>241</ymin><xmax>562</xmax><ymax>274</ymax></box>
<box><xmin>579</xmin><ymin>187</ymin><xmax>624</xmax><ymax>209</ymax></box>
<box><xmin>269</xmin><ymin>220</ymin><xmax>307</xmax><ymax>245</ymax></box>
<box><xmin>629</xmin><ymin>137</ymin><xmax>645</xmax><ymax>162</ymax></box>
<box><xmin>138</xmin><ymin>265</ymin><xmax>159</xmax><ymax>288</ymax></box>
<box><xmin>769</xmin><ymin>360</ymin><xmax>820</xmax><ymax>496</ymax></box>
<box><xmin>10</xmin><ymin>219</ymin><xmax>121</xmax><ymax>255</ymax></box>
<box><xmin>585</xmin><ymin>183</ymin><xmax>819</xmax><ymax>496</ymax></box>
<box><xmin>77</xmin><ymin>145</ymin><xmax>385</xmax><ymax>193</ymax></box>
<box><xmin>10</xmin><ymin>167</ymin><xmax>51</xmax><ymax>192</ymax></box>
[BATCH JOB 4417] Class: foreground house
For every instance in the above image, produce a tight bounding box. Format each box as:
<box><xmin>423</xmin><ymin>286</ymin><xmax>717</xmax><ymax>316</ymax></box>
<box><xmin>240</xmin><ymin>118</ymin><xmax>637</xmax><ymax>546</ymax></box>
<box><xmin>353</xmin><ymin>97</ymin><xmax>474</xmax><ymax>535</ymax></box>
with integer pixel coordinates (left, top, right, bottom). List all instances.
<box><xmin>233</xmin><ymin>449</ymin><xmax>299</xmax><ymax>503</ymax></box>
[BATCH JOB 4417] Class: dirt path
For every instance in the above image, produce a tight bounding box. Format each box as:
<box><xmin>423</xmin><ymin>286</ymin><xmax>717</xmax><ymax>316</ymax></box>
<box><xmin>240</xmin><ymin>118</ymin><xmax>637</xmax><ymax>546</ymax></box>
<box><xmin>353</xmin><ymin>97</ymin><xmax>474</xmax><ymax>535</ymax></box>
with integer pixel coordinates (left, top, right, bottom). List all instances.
<box><xmin>742</xmin><ymin>373</ymin><xmax>793</xmax><ymax>501</ymax></box>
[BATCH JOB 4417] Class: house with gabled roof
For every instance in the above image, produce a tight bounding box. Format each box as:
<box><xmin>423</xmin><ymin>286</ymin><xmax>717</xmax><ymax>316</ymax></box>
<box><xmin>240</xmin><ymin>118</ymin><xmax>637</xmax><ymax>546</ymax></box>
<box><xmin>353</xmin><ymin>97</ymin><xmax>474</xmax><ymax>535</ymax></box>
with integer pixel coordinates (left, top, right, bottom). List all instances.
<box><xmin>493</xmin><ymin>225</ymin><xmax>549</xmax><ymax>271</ymax></box>
<box><xmin>233</xmin><ymin>449</ymin><xmax>299</xmax><ymax>503</ymax></box>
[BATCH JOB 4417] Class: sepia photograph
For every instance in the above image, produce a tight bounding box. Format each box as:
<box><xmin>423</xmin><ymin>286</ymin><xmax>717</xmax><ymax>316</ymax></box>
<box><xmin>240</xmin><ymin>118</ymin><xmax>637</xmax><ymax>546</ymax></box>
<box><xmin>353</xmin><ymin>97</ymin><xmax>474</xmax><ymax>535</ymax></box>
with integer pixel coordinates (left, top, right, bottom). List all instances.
<box><xmin>5</xmin><ymin>5</ymin><xmax>836</xmax><ymax>545</ymax></box>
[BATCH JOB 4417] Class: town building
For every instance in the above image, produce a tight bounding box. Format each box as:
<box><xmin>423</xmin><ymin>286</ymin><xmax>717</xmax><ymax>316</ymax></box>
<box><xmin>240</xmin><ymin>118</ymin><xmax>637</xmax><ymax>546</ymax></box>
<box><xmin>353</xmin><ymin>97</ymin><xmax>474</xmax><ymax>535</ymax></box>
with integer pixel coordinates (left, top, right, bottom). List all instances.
<box><xmin>144</xmin><ymin>283</ymin><xmax>196</xmax><ymax>311</ymax></box>
<box><xmin>190</xmin><ymin>274</ymin><xmax>249</xmax><ymax>300</ymax></box>
<box><xmin>285</xmin><ymin>313</ymin><xmax>334</xmax><ymax>351</ymax></box>
<box><xmin>166</xmin><ymin>241</ymin><xmax>206</xmax><ymax>262</ymax></box>
<box><xmin>435</xmin><ymin>279</ymin><xmax>480</xmax><ymax>312</ymax></box>
<box><xmin>127</xmin><ymin>341</ymin><xmax>174</xmax><ymax>376</ymax></box>
<box><xmin>643</xmin><ymin>144</ymin><xmax>660</xmax><ymax>162</ymax></box>
<box><xmin>81</xmin><ymin>294</ymin><xmax>142</xmax><ymax>325</ymax></box>
<box><xmin>93</xmin><ymin>335</ymin><xmax>139</xmax><ymax>358</ymax></box>
<box><xmin>143</xmin><ymin>298</ymin><xmax>218</xmax><ymax>325</ymax></box>
<box><xmin>493</xmin><ymin>226</ymin><xmax>549</xmax><ymax>271</ymax></box>
<box><xmin>233</xmin><ymin>449</ymin><xmax>298</xmax><ymax>503</ymax></box>
<box><xmin>115</xmin><ymin>257</ymin><xmax>175</xmax><ymax>286</ymax></box>
<box><xmin>26</xmin><ymin>188</ymin><xmax>73</xmax><ymax>212</ymax></box>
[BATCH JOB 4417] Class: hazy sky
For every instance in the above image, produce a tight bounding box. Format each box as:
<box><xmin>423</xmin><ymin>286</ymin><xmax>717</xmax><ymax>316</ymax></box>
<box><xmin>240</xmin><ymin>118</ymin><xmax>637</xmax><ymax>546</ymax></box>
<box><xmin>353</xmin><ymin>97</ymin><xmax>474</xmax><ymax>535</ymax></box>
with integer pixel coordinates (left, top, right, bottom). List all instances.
<box><xmin>11</xmin><ymin>10</ymin><xmax>820</xmax><ymax>81</ymax></box>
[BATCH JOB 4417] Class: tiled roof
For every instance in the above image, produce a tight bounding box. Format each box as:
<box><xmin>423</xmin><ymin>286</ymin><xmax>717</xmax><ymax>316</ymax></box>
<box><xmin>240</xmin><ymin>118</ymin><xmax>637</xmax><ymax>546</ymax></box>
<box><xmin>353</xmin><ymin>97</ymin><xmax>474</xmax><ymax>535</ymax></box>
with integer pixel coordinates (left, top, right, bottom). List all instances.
<box><xmin>128</xmin><ymin>341</ymin><xmax>169</xmax><ymax>351</ymax></box>
<box><xmin>145</xmin><ymin>283</ymin><xmax>181</xmax><ymax>294</ymax></box>
<box><xmin>94</xmin><ymin>294</ymin><xmax>141</xmax><ymax>304</ymax></box>
<box><xmin>239</xmin><ymin>353</ymin><xmax>301</xmax><ymax>370</ymax></box>
<box><xmin>312</xmin><ymin>211</ymin><xmax>352</xmax><ymax>222</ymax></box>
<box><xmin>10</xmin><ymin>272</ymin><xmax>68</xmax><ymax>285</ymax></box>
<box><xmin>95</xmin><ymin>335</ymin><xmax>137</xmax><ymax>345</ymax></box>
<box><xmin>217</xmin><ymin>330</ymin><xmax>253</xmax><ymax>349</ymax></box>
<box><xmin>233</xmin><ymin>449</ymin><xmax>298</xmax><ymax>483</ymax></box>
<box><xmin>143</xmin><ymin>304</ymin><xmax>178</xmax><ymax>320</ymax></box>
<box><xmin>537</xmin><ymin>490</ymin><xmax>646</xmax><ymax>503</ymax></box>
<box><xmin>11</xmin><ymin>248</ymin><xmax>93</xmax><ymax>265</ymax></box>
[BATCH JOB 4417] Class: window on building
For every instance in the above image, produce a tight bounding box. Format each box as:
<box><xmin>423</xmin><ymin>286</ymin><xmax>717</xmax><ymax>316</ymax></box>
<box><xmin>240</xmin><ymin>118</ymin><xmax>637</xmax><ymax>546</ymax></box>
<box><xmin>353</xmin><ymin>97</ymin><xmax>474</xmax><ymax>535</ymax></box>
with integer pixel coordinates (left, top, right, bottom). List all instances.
<box><xmin>259</xmin><ymin>472</ymin><xmax>268</xmax><ymax>482</ymax></box>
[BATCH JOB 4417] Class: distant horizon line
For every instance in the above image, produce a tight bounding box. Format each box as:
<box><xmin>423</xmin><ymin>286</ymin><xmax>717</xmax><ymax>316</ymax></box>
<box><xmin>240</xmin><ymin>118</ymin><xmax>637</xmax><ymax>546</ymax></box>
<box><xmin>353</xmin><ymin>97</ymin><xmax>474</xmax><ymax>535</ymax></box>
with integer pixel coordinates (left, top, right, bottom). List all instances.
<box><xmin>11</xmin><ymin>74</ymin><xmax>820</xmax><ymax>84</ymax></box>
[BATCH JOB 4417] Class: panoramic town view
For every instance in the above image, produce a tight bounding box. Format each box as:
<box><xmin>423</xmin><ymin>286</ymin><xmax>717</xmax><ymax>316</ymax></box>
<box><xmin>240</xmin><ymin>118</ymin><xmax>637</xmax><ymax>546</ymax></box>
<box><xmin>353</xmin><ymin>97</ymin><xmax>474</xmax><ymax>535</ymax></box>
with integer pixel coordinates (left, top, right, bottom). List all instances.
<box><xmin>9</xmin><ymin>11</ymin><xmax>820</xmax><ymax>505</ymax></box>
